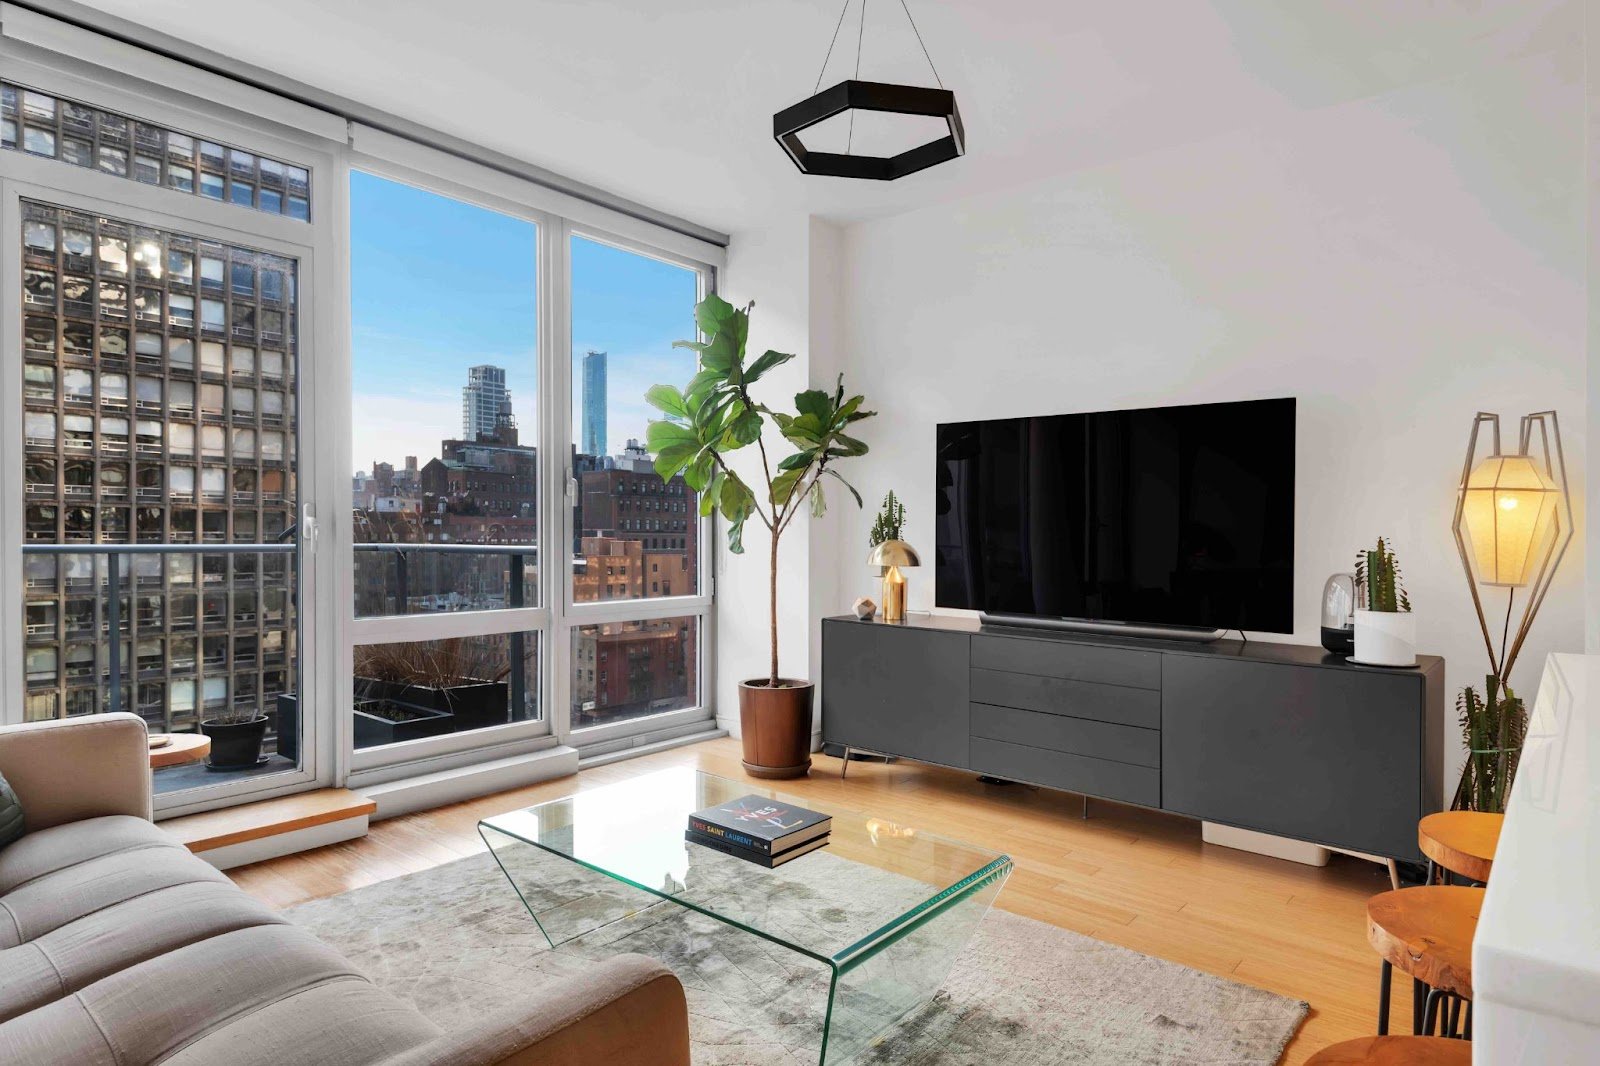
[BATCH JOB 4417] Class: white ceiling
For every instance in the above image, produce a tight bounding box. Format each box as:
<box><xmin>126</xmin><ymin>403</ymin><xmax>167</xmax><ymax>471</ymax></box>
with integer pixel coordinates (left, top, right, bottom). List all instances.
<box><xmin>74</xmin><ymin>0</ymin><xmax>1574</xmax><ymax>235</ymax></box>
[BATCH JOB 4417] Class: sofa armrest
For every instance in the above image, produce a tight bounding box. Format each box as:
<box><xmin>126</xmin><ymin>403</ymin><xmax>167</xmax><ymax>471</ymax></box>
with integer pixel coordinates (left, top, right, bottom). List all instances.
<box><xmin>0</xmin><ymin>713</ymin><xmax>151</xmax><ymax>831</ymax></box>
<box><xmin>382</xmin><ymin>954</ymin><xmax>689</xmax><ymax>1066</ymax></box>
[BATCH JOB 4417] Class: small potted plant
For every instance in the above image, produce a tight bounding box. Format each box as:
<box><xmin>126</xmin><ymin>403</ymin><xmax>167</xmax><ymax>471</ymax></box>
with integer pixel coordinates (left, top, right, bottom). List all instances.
<box><xmin>202</xmin><ymin>705</ymin><xmax>270</xmax><ymax>769</ymax></box>
<box><xmin>1352</xmin><ymin>537</ymin><xmax>1415</xmax><ymax>667</ymax></box>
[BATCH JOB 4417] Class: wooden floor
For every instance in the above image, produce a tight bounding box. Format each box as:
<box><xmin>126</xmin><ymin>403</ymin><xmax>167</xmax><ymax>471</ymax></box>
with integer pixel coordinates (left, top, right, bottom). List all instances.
<box><xmin>230</xmin><ymin>737</ymin><xmax>1400</xmax><ymax>1065</ymax></box>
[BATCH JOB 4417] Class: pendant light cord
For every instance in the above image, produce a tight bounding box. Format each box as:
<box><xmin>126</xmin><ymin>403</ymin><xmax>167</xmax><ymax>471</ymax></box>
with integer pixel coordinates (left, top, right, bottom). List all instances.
<box><xmin>898</xmin><ymin>0</ymin><xmax>944</xmax><ymax>88</ymax></box>
<box><xmin>809</xmin><ymin>0</ymin><xmax>944</xmax><ymax>155</ymax></box>
<box><xmin>813</xmin><ymin>0</ymin><xmax>853</xmax><ymax>93</ymax></box>
<box><xmin>847</xmin><ymin>0</ymin><xmax>868</xmax><ymax>152</ymax></box>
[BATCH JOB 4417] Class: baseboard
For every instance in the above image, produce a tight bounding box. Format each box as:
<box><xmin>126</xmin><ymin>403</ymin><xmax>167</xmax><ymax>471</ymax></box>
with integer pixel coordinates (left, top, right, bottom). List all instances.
<box><xmin>577</xmin><ymin>726</ymin><xmax>726</xmax><ymax>769</ymax></box>
<box><xmin>356</xmin><ymin>745</ymin><xmax>579</xmax><ymax>821</ymax></box>
<box><xmin>195</xmin><ymin>815</ymin><xmax>370</xmax><ymax>871</ymax></box>
<box><xmin>1201</xmin><ymin>821</ymin><xmax>1331</xmax><ymax>867</ymax></box>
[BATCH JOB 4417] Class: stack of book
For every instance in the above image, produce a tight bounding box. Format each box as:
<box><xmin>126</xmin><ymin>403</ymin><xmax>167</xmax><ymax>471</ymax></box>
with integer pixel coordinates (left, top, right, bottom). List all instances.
<box><xmin>686</xmin><ymin>794</ymin><xmax>832</xmax><ymax>868</ymax></box>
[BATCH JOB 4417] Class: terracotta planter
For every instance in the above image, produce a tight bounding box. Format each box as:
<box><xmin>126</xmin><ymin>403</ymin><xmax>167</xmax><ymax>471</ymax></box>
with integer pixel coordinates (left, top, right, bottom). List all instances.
<box><xmin>738</xmin><ymin>679</ymin><xmax>814</xmax><ymax>779</ymax></box>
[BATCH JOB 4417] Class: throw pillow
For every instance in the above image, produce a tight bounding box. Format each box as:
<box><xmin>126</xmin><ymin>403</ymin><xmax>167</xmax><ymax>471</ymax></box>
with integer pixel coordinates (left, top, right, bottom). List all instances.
<box><xmin>0</xmin><ymin>770</ymin><xmax>22</xmax><ymax>848</ymax></box>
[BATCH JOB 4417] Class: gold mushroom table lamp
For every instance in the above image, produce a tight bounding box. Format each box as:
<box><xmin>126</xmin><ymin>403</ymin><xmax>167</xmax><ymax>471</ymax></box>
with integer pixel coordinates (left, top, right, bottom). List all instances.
<box><xmin>1451</xmin><ymin>409</ymin><xmax>1571</xmax><ymax>812</ymax></box>
<box><xmin>868</xmin><ymin>539</ymin><xmax>920</xmax><ymax>623</ymax></box>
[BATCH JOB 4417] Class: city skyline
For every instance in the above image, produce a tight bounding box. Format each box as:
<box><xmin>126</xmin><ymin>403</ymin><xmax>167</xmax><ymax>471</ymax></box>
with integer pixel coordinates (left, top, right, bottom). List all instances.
<box><xmin>350</xmin><ymin>171</ymin><xmax>699</xmax><ymax>476</ymax></box>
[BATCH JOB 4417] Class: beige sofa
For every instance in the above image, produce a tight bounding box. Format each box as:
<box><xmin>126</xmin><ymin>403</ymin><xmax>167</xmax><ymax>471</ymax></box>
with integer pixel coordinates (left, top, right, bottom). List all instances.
<box><xmin>0</xmin><ymin>713</ymin><xmax>691</xmax><ymax>1066</ymax></box>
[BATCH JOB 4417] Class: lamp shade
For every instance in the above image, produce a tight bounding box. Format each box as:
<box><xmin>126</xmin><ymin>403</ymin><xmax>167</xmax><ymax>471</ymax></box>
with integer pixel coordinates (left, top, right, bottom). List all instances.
<box><xmin>867</xmin><ymin>539</ymin><xmax>920</xmax><ymax>568</ymax></box>
<box><xmin>1461</xmin><ymin>454</ymin><xmax>1562</xmax><ymax>587</ymax></box>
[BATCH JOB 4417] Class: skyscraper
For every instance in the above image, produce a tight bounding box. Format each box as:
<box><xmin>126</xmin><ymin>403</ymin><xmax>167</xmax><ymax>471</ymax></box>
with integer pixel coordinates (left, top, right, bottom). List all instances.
<box><xmin>462</xmin><ymin>364</ymin><xmax>513</xmax><ymax>441</ymax></box>
<box><xmin>581</xmin><ymin>350</ymin><xmax>607</xmax><ymax>459</ymax></box>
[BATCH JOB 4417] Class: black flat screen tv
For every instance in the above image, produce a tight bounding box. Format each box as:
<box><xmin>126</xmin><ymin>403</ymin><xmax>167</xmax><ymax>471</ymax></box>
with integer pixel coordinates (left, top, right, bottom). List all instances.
<box><xmin>935</xmin><ymin>397</ymin><xmax>1295</xmax><ymax>634</ymax></box>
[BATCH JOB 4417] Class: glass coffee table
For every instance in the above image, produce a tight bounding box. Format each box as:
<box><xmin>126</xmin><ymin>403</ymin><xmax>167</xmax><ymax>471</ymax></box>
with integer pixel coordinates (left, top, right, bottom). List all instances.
<box><xmin>479</xmin><ymin>767</ymin><xmax>1012</xmax><ymax>1065</ymax></box>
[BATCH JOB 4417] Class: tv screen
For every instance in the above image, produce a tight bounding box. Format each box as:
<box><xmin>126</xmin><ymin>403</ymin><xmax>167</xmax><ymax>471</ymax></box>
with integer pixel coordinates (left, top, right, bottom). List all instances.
<box><xmin>936</xmin><ymin>398</ymin><xmax>1295</xmax><ymax>633</ymax></box>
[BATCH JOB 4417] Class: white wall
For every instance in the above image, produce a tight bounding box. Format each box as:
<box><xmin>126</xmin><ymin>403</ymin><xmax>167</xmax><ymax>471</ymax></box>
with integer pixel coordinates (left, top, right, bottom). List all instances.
<box><xmin>1587</xmin><ymin>0</ymin><xmax>1600</xmax><ymax>652</ymax></box>
<box><xmin>817</xmin><ymin>43</ymin><xmax>1588</xmax><ymax>798</ymax></box>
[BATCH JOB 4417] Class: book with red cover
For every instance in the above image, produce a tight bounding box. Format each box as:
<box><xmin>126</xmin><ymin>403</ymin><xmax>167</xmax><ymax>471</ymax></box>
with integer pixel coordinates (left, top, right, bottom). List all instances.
<box><xmin>686</xmin><ymin>794</ymin><xmax>832</xmax><ymax>855</ymax></box>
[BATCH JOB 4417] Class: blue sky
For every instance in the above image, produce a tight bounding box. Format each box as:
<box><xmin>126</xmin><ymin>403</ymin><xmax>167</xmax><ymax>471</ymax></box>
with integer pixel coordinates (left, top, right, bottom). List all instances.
<box><xmin>349</xmin><ymin>170</ymin><xmax>697</xmax><ymax>474</ymax></box>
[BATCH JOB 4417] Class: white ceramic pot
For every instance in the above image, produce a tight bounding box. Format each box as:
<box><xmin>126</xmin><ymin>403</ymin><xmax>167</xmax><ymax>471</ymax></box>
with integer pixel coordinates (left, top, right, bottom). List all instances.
<box><xmin>1353</xmin><ymin>609</ymin><xmax>1417</xmax><ymax>667</ymax></box>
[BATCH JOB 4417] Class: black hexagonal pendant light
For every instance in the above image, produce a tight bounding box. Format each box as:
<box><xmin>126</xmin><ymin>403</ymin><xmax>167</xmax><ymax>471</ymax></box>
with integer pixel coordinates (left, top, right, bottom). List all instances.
<box><xmin>774</xmin><ymin>0</ymin><xmax>962</xmax><ymax>181</ymax></box>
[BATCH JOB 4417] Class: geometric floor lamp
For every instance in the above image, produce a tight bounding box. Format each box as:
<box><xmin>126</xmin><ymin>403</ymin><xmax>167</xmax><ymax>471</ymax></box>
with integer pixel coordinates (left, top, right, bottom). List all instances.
<box><xmin>1450</xmin><ymin>410</ymin><xmax>1572</xmax><ymax>811</ymax></box>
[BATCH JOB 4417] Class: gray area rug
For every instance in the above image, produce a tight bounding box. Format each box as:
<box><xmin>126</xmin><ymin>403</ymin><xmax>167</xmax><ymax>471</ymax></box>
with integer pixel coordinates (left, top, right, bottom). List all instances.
<box><xmin>285</xmin><ymin>850</ymin><xmax>1306</xmax><ymax>1064</ymax></box>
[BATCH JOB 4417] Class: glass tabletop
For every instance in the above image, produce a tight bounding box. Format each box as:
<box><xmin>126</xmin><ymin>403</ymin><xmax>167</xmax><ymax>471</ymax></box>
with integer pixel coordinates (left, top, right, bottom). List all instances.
<box><xmin>478</xmin><ymin>766</ymin><xmax>1011</xmax><ymax>968</ymax></box>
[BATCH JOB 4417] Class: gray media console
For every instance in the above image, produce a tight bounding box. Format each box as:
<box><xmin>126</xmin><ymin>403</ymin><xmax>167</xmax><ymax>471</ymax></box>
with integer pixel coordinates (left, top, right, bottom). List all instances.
<box><xmin>821</xmin><ymin>614</ymin><xmax>1446</xmax><ymax>862</ymax></box>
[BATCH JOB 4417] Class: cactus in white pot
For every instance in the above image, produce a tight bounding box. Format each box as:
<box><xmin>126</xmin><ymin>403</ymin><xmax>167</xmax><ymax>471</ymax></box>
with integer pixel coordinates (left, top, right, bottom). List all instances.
<box><xmin>1352</xmin><ymin>537</ymin><xmax>1416</xmax><ymax>666</ymax></box>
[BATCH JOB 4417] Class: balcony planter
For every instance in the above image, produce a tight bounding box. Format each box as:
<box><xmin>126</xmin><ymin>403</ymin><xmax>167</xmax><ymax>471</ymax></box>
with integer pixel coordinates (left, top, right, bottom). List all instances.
<box><xmin>354</xmin><ymin>677</ymin><xmax>510</xmax><ymax>732</ymax></box>
<box><xmin>202</xmin><ymin>714</ymin><xmax>269</xmax><ymax>769</ymax></box>
<box><xmin>353</xmin><ymin>699</ymin><xmax>454</xmax><ymax>748</ymax></box>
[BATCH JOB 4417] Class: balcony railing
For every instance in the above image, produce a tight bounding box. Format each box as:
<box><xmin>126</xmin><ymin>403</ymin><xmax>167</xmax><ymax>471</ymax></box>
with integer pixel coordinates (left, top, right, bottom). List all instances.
<box><xmin>21</xmin><ymin>542</ymin><xmax>294</xmax><ymax>717</ymax></box>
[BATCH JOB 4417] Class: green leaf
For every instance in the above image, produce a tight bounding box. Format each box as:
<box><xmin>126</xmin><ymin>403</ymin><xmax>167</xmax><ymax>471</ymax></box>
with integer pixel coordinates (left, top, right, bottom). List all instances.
<box><xmin>809</xmin><ymin>480</ymin><xmax>827</xmax><ymax>518</ymax></box>
<box><xmin>793</xmin><ymin>388</ymin><xmax>832</xmax><ymax>423</ymax></box>
<box><xmin>644</xmin><ymin>384</ymin><xmax>689</xmax><ymax>419</ymax></box>
<box><xmin>829</xmin><ymin>433</ymin><xmax>869</xmax><ymax>457</ymax></box>
<box><xmin>744</xmin><ymin>349</ymin><xmax>794</xmax><ymax>385</ymax></box>
<box><xmin>770</xmin><ymin>467</ymin><xmax>805</xmax><ymax>507</ymax></box>
<box><xmin>682</xmin><ymin>453</ymin><xmax>715</xmax><ymax>492</ymax></box>
<box><xmin>726</xmin><ymin>515</ymin><xmax>746</xmax><ymax>554</ymax></box>
<box><xmin>651</xmin><ymin>442</ymin><xmax>697</xmax><ymax>480</ymax></box>
<box><xmin>824</xmin><ymin>468</ymin><xmax>863</xmax><ymax>508</ymax></box>
<box><xmin>723</xmin><ymin>409</ymin><xmax>763</xmax><ymax>448</ymax></box>
<box><xmin>693</xmin><ymin>292</ymin><xmax>738</xmax><ymax>337</ymax></box>
<box><xmin>776</xmin><ymin>450</ymin><xmax>815</xmax><ymax>472</ymax></box>
<box><xmin>671</xmin><ymin>339</ymin><xmax>709</xmax><ymax>353</ymax></box>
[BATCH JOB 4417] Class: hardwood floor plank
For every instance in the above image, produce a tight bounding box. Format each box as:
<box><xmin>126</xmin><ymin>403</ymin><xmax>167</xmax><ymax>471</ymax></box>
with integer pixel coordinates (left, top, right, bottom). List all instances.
<box><xmin>231</xmin><ymin>738</ymin><xmax>1392</xmax><ymax>1065</ymax></box>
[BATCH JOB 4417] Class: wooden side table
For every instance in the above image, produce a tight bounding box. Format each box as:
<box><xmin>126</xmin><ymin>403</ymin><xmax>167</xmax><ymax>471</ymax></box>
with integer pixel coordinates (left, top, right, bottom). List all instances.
<box><xmin>1306</xmin><ymin>1036</ymin><xmax>1472</xmax><ymax>1064</ymax></box>
<box><xmin>1418</xmin><ymin>811</ymin><xmax>1501</xmax><ymax>884</ymax></box>
<box><xmin>149</xmin><ymin>733</ymin><xmax>211</xmax><ymax>769</ymax></box>
<box><xmin>1367</xmin><ymin>885</ymin><xmax>1482</xmax><ymax>1037</ymax></box>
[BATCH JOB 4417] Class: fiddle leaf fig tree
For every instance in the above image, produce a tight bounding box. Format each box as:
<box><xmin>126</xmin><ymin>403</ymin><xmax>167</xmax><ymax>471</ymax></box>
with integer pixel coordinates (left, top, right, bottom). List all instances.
<box><xmin>645</xmin><ymin>294</ymin><xmax>875</xmax><ymax>688</ymax></box>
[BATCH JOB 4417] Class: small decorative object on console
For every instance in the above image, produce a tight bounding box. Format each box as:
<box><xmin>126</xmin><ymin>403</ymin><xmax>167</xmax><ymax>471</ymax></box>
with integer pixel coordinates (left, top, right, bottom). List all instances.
<box><xmin>1352</xmin><ymin>537</ymin><xmax>1416</xmax><ymax>667</ymax></box>
<box><xmin>868</xmin><ymin>539</ymin><xmax>919</xmax><ymax>622</ymax></box>
<box><xmin>852</xmin><ymin>596</ymin><xmax>877</xmax><ymax>620</ymax></box>
<box><xmin>1320</xmin><ymin>572</ymin><xmax>1356</xmax><ymax>654</ymax></box>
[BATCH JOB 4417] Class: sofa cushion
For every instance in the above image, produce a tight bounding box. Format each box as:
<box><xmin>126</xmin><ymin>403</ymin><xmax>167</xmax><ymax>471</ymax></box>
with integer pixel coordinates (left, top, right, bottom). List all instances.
<box><xmin>0</xmin><ymin>815</ymin><xmax>177</xmax><ymax>894</ymax></box>
<box><xmin>0</xmin><ymin>879</ymin><xmax>286</xmax><ymax>1023</ymax></box>
<box><xmin>0</xmin><ymin>924</ymin><xmax>438</xmax><ymax>1066</ymax></box>
<box><xmin>0</xmin><ymin>833</ymin><xmax>231</xmax><ymax>948</ymax></box>
<box><xmin>0</xmin><ymin>771</ymin><xmax>21</xmax><ymax>849</ymax></box>
<box><xmin>161</xmin><ymin>974</ymin><xmax>442</xmax><ymax>1066</ymax></box>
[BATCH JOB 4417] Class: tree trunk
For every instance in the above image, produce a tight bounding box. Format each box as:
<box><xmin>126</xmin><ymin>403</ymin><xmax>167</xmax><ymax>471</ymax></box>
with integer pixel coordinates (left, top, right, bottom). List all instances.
<box><xmin>768</xmin><ymin>529</ymin><xmax>780</xmax><ymax>686</ymax></box>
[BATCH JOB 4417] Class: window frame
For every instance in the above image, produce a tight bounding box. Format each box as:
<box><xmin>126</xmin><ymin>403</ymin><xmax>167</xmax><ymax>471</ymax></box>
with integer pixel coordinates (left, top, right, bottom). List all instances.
<box><xmin>0</xmin><ymin>44</ymin><xmax>344</xmax><ymax>818</ymax></box>
<box><xmin>344</xmin><ymin>140</ymin><xmax>723</xmax><ymax>774</ymax></box>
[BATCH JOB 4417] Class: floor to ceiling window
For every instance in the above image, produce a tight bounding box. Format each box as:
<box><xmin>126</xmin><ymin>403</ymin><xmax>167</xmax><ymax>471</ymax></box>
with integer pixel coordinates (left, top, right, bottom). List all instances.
<box><xmin>348</xmin><ymin>170</ymin><xmax>545</xmax><ymax>760</ymax></box>
<box><xmin>565</xmin><ymin>235</ymin><xmax>706</xmax><ymax>735</ymax></box>
<box><xmin>1</xmin><ymin>14</ymin><xmax>722</xmax><ymax>815</ymax></box>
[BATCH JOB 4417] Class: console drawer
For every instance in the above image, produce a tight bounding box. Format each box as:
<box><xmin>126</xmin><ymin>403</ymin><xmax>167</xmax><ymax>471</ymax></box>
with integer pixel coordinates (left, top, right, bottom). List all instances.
<box><xmin>971</xmin><ymin>737</ymin><xmax>1160</xmax><ymax>808</ymax></box>
<box><xmin>972</xmin><ymin>635</ymin><xmax>1160</xmax><ymax>690</ymax></box>
<box><xmin>971</xmin><ymin>703</ymin><xmax>1160</xmax><ymax>768</ymax></box>
<box><xmin>969</xmin><ymin>668</ymin><xmax>1161</xmax><ymax>729</ymax></box>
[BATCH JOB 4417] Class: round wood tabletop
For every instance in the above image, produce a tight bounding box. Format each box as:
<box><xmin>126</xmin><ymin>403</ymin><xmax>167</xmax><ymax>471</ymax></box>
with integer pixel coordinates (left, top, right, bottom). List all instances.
<box><xmin>1418</xmin><ymin>811</ymin><xmax>1501</xmax><ymax>883</ymax></box>
<box><xmin>1366</xmin><ymin>886</ymin><xmax>1483</xmax><ymax>998</ymax></box>
<box><xmin>149</xmin><ymin>732</ymin><xmax>211</xmax><ymax>769</ymax></box>
<box><xmin>1305</xmin><ymin>1035</ymin><xmax>1472</xmax><ymax>1065</ymax></box>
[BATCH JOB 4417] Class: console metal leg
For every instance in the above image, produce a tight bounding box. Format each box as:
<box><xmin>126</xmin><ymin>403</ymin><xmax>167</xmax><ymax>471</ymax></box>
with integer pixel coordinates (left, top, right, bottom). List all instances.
<box><xmin>840</xmin><ymin>747</ymin><xmax>851</xmax><ymax>779</ymax></box>
<box><xmin>1082</xmin><ymin>795</ymin><xmax>1089</xmax><ymax>820</ymax></box>
<box><xmin>1386</xmin><ymin>858</ymin><xmax>1400</xmax><ymax>891</ymax></box>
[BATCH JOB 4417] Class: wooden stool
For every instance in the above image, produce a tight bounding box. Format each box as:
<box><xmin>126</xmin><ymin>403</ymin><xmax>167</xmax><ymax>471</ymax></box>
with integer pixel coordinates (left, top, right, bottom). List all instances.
<box><xmin>1306</xmin><ymin>1036</ymin><xmax>1472</xmax><ymax>1064</ymax></box>
<box><xmin>1367</xmin><ymin>886</ymin><xmax>1482</xmax><ymax>1038</ymax></box>
<box><xmin>1418</xmin><ymin>811</ymin><xmax>1500</xmax><ymax>884</ymax></box>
